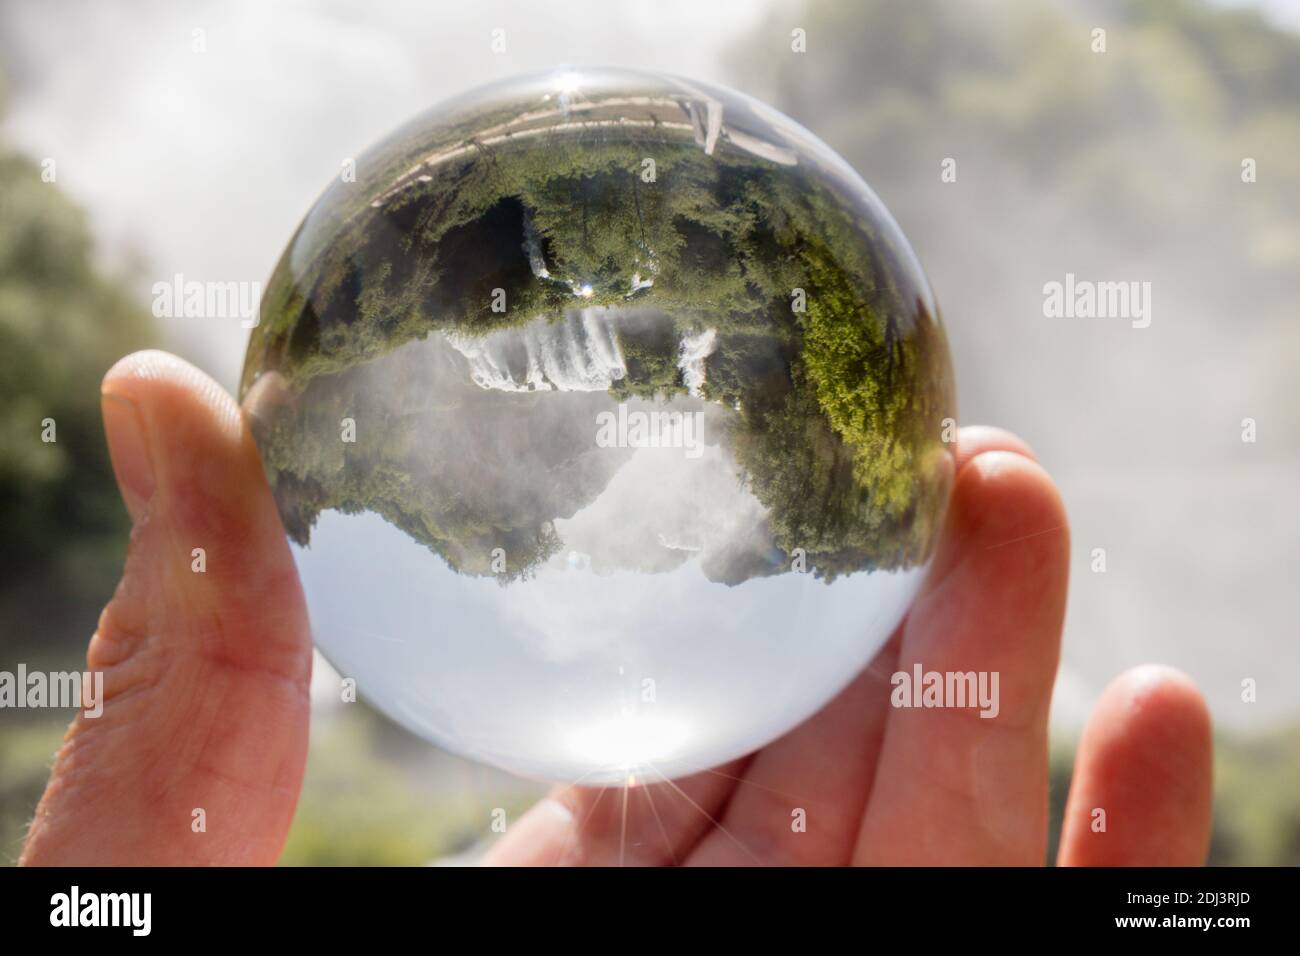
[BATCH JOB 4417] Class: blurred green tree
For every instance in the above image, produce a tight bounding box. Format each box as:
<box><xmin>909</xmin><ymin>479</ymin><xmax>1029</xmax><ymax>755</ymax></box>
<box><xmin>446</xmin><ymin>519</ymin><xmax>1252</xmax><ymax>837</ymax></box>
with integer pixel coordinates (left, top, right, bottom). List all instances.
<box><xmin>0</xmin><ymin>89</ymin><xmax>154</xmax><ymax>650</ymax></box>
<box><xmin>732</xmin><ymin>0</ymin><xmax>1300</xmax><ymax>321</ymax></box>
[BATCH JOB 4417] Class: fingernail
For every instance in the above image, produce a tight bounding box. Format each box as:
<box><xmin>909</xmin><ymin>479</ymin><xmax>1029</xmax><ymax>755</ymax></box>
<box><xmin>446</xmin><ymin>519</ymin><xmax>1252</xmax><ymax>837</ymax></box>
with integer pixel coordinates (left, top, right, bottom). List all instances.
<box><xmin>102</xmin><ymin>391</ymin><xmax>156</xmax><ymax>520</ymax></box>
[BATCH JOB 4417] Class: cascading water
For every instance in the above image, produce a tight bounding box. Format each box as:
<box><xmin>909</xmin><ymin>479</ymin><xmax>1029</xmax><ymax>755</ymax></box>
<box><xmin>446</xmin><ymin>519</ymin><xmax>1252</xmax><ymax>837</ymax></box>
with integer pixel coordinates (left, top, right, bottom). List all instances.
<box><xmin>448</xmin><ymin>310</ymin><xmax>718</xmax><ymax>396</ymax></box>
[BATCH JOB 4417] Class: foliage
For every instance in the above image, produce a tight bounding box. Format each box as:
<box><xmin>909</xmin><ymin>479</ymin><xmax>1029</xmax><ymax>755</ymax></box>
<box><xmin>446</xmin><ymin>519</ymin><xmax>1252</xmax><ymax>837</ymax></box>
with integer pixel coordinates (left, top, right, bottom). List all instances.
<box><xmin>278</xmin><ymin>711</ymin><xmax>540</xmax><ymax>866</ymax></box>
<box><xmin>0</xmin><ymin>117</ymin><xmax>154</xmax><ymax>647</ymax></box>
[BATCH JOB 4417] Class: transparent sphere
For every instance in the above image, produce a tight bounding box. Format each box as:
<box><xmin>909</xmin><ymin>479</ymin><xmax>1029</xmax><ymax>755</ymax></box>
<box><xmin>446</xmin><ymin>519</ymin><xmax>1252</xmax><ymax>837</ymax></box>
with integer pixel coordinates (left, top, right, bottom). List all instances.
<box><xmin>240</xmin><ymin>68</ymin><xmax>955</xmax><ymax>784</ymax></box>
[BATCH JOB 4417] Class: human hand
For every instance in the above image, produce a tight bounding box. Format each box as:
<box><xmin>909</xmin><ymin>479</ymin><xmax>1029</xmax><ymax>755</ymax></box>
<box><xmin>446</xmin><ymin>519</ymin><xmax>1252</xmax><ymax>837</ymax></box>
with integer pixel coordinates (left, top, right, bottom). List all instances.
<box><xmin>19</xmin><ymin>351</ymin><xmax>1213</xmax><ymax>866</ymax></box>
<box><xmin>486</xmin><ymin>429</ymin><xmax>1215</xmax><ymax>865</ymax></box>
<box><xmin>20</xmin><ymin>351</ymin><xmax>312</xmax><ymax>865</ymax></box>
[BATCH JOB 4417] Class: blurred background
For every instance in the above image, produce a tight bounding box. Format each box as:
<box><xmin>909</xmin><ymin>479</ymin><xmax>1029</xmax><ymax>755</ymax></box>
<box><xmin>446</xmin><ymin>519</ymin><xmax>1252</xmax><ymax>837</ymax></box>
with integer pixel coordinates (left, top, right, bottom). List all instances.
<box><xmin>1</xmin><ymin>0</ymin><xmax>1297</xmax><ymax>864</ymax></box>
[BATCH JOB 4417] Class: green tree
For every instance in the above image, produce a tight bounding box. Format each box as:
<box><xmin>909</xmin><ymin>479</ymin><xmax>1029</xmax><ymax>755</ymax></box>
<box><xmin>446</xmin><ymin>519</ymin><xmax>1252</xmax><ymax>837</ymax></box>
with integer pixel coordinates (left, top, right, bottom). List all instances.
<box><xmin>0</xmin><ymin>125</ymin><xmax>154</xmax><ymax>629</ymax></box>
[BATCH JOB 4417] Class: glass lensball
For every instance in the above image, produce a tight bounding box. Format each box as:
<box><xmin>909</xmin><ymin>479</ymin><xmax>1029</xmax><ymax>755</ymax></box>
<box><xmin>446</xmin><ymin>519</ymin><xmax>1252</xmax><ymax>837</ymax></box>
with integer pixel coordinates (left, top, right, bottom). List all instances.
<box><xmin>240</xmin><ymin>68</ymin><xmax>955</xmax><ymax>784</ymax></box>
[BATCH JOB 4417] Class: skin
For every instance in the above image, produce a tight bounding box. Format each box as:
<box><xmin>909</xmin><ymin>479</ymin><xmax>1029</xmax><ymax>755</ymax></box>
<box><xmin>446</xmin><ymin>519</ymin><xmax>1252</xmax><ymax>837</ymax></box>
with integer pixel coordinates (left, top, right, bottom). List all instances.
<box><xmin>20</xmin><ymin>350</ymin><xmax>1214</xmax><ymax>866</ymax></box>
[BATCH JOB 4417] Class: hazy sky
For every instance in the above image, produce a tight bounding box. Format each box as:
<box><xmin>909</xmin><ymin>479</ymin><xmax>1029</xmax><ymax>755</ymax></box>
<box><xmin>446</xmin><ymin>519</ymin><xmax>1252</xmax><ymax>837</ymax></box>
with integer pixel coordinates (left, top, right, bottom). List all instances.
<box><xmin>3</xmin><ymin>0</ymin><xmax>1291</xmax><ymax>386</ymax></box>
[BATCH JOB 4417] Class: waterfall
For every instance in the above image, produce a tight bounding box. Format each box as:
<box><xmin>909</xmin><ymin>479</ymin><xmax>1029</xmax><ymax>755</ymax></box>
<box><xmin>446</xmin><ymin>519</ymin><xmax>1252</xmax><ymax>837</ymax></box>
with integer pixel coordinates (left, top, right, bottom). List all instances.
<box><xmin>521</xmin><ymin>211</ymin><xmax>552</xmax><ymax>280</ymax></box>
<box><xmin>678</xmin><ymin>328</ymin><xmax>718</xmax><ymax>398</ymax></box>
<box><xmin>449</xmin><ymin>312</ymin><xmax>719</xmax><ymax>396</ymax></box>
<box><xmin>447</xmin><ymin>309</ymin><xmax>627</xmax><ymax>392</ymax></box>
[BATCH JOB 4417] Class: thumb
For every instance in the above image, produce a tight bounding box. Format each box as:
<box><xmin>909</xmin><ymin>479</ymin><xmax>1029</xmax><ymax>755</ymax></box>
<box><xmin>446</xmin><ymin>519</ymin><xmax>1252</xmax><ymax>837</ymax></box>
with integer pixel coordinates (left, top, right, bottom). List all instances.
<box><xmin>20</xmin><ymin>350</ymin><xmax>312</xmax><ymax>866</ymax></box>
